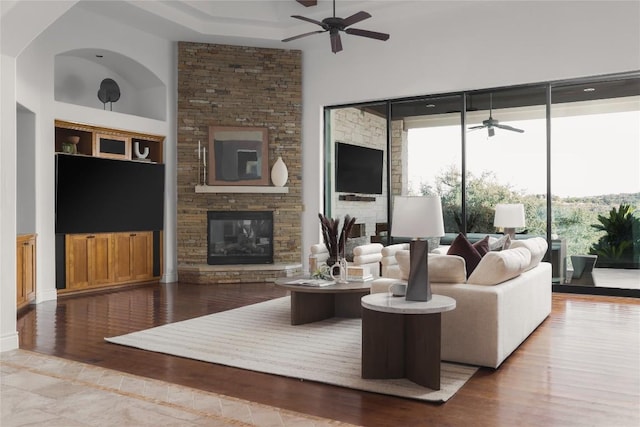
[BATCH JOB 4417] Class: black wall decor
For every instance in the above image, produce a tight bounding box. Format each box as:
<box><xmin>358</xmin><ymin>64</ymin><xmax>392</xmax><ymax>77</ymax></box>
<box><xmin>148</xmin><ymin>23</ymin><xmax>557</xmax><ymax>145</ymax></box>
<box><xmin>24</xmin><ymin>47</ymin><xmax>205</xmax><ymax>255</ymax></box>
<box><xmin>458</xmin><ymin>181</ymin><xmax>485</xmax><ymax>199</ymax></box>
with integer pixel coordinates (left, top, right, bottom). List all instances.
<box><xmin>97</xmin><ymin>78</ymin><xmax>121</xmax><ymax>110</ymax></box>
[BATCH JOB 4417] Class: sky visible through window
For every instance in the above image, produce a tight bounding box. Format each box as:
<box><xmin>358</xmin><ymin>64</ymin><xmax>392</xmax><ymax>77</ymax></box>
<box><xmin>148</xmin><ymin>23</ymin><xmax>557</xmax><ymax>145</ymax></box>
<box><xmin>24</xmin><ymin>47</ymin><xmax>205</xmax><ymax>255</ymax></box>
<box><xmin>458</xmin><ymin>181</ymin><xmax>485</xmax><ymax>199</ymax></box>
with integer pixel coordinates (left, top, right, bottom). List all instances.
<box><xmin>408</xmin><ymin>110</ymin><xmax>640</xmax><ymax>198</ymax></box>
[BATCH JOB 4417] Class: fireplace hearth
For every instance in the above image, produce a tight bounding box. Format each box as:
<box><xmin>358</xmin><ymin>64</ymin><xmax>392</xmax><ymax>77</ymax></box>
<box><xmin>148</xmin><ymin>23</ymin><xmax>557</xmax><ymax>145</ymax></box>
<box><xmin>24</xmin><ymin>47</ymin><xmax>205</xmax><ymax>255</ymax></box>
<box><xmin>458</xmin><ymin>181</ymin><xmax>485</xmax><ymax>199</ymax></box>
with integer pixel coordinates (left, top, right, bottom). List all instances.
<box><xmin>207</xmin><ymin>211</ymin><xmax>273</xmax><ymax>265</ymax></box>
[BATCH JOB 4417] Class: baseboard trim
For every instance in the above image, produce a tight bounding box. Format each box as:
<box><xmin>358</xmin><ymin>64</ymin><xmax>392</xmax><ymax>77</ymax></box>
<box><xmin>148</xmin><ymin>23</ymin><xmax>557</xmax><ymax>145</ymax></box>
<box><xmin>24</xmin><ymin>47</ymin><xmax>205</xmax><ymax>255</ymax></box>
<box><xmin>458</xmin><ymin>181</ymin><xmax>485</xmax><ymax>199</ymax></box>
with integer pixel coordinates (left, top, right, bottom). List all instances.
<box><xmin>36</xmin><ymin>288</ymin><xmax>58</xmax><ymax>303</ymax></box>
<box><xmin>0</xmin><ymin>332</ymin><xmax>19</xmax><ymax>352</ymax></box>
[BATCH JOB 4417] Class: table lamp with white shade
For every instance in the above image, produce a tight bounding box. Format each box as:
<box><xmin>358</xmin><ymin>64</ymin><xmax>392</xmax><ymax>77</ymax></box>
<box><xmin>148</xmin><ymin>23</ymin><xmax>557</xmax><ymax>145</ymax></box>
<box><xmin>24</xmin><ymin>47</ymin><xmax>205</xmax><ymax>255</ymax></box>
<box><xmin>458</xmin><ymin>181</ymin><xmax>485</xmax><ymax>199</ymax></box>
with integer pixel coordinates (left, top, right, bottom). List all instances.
<box><xmin>391</xmin><ymin>195</ymin><xmax>445</xmax><ymax>302</ymax></box>
<box><xmin>493</xmin><ymin>203</ymin><xmax>525</xmax><ymax>239</ymax></box>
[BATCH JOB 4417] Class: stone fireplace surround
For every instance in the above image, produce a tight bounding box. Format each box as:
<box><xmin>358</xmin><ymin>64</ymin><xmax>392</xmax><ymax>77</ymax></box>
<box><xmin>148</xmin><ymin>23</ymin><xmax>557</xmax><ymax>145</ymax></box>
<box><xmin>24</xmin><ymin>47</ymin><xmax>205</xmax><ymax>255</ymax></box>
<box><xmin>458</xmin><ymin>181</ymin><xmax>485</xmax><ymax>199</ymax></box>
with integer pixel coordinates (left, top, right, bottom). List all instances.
<box><xmin>176</xmin><ymin>43</ymin><xmax>303</xmax><ymax>284</ymax></box>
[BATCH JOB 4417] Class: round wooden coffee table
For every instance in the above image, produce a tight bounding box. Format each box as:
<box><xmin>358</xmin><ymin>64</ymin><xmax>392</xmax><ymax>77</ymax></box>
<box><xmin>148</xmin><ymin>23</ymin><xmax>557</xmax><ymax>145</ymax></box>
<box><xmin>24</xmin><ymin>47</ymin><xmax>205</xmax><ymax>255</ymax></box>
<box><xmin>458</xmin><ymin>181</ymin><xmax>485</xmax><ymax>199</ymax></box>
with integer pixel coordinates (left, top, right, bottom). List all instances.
<box><xmin>275</xmin><ymin>277</ymin><xmax>371</xmax><ymax>325</ymax></box>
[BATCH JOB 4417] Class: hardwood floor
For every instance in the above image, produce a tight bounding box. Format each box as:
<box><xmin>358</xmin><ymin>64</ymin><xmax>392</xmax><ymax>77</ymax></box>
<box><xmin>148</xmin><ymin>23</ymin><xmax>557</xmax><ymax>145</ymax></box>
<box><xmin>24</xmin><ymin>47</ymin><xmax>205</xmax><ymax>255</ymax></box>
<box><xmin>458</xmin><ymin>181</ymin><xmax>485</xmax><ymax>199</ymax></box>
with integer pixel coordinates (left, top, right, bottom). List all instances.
<box><xmin>17</xmin><ymin>282</ymin><xmax>640</xmax><ymax>427</ymax></box>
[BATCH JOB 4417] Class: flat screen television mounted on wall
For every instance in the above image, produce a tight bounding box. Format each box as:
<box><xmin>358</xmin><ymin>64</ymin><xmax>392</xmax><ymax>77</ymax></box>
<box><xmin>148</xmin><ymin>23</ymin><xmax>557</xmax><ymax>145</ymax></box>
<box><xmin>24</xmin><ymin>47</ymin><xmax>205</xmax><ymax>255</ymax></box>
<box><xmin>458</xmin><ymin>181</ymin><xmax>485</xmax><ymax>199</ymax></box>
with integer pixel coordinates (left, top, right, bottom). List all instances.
<box><xmin>55</xmin><ymin>154</ymin><xmax>165</xmax><ymax>234</ymax></box>
<box><xmin>335</xmin><ymin>142</ymin><xmax>383</xmax><ymax>195</ymax></box>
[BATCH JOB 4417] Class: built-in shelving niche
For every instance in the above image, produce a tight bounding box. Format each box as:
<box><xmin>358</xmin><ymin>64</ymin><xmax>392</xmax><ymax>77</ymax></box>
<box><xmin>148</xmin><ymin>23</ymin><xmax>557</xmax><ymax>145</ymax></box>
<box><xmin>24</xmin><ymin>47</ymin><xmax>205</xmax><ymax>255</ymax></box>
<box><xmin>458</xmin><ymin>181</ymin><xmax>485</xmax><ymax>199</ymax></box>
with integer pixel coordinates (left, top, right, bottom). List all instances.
<box><xmin>54</xmin><ymin>48</ymin><xmax>166</xmax><ymax>121</ymax></box>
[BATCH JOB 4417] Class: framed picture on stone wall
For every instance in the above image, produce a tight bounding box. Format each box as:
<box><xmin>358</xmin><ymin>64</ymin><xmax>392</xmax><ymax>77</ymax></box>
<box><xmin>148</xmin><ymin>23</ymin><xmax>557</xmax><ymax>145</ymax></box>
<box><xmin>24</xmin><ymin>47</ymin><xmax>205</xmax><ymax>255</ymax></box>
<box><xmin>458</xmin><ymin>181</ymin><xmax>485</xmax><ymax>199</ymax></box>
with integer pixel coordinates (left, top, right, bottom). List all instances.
<box><xmin>208</xmin><ymin>126</ymin><xmax>269</xmax><ymax>186</ymax></box>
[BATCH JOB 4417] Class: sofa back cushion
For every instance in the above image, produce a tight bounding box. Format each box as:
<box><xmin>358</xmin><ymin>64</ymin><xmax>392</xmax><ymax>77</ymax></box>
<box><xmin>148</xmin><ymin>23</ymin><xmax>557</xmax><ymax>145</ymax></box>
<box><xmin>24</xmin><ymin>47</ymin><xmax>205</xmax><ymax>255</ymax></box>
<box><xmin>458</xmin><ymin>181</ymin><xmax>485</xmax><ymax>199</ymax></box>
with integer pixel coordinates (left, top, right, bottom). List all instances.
<box><xmin>396</xmin><ymin>250</ymin><xmax>467</xmax><ymax>283</ymax></box>
<box><xmin>509</xmin><ymin>237</ymin><xmax>548</xmax><ymax>271</ymax></box>
<box><xmin>467</xmin><ymin>247</ymin><xmax>531</xmax><ymax>285</ymax></box>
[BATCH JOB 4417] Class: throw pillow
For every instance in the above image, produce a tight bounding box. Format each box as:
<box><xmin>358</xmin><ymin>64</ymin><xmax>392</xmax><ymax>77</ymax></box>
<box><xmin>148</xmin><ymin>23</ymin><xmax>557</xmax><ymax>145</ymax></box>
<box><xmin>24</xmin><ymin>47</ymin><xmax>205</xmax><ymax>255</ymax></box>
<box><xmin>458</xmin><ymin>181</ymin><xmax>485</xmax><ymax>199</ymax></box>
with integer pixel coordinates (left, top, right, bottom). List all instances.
<box><xmin>467</xmin><ymin>247</ymin><xmax>531</xmax><ymax>285</ymax></box>
<box><xmin>472</xmin><ymin>235</ymin><xmax>491</xmax><ymax>256</ymax></box>
<box><xmin>447</xmin><ymin>233</ymin><xmax>483</xmax><ymax>278</ymax></box>
<box><xmin>509</xmin><ymin>237</ymin><xmax>548</xmax><ymax>271</ymax></box>
<box><xmin>489</xmin><ymin>234</ymin><xmax>511</xmax><ymax>251</ymax></box>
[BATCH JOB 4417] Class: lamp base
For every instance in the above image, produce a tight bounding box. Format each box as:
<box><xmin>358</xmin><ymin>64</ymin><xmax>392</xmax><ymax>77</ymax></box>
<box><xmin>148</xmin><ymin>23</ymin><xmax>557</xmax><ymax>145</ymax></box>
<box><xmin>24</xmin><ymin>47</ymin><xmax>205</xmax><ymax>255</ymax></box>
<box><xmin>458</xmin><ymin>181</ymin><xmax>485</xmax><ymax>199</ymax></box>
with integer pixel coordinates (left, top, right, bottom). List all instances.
<box><xmin>406</xmin><ymin>239</ymin><xmax>431</xmax><ymax>302</ymax></box>
<box><xmin>503</xmin><ymin>227</ymin><xmax>516</xmax><ymax>239</ymax></box>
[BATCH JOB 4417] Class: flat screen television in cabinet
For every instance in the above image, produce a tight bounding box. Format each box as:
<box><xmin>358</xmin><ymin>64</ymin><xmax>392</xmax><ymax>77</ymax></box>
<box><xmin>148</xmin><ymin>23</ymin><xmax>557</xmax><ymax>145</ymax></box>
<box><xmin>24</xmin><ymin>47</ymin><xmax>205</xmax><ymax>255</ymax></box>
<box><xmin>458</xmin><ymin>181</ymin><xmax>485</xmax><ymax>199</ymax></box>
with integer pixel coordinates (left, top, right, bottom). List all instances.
<box><xmin>55</xmin><ymin>154</ymin><xmax>165</xmax><ymax>234</ymax></box>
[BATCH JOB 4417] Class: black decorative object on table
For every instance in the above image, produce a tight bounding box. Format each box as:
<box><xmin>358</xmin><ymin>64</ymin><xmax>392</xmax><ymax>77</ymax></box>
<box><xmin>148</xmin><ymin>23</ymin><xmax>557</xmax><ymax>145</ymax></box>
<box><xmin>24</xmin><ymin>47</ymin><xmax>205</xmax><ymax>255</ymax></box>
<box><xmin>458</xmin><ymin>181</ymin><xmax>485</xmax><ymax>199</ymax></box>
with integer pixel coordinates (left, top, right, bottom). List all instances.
<box><xmin>97</xmin><ymin>78</ymin><xmax>121</xmax><ymax>111</ymax></box>
<box><xmin>318</xmin><ymin>213</ymin><xmax>356</xmax><ymax>266</ymax></box>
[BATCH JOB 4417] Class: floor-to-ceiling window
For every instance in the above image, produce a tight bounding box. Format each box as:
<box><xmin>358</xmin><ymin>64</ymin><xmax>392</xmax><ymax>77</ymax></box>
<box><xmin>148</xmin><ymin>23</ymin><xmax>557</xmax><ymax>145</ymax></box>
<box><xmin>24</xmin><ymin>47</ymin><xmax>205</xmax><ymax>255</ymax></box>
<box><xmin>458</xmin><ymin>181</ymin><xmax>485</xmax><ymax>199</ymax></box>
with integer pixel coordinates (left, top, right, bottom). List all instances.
<box><xmin>464</xmin><ymin>87</ymin><xmax>548</xmax><ymax>238</ymax></box>
<box><xmin>391</xmin><ymin>95</ymin><xmax>463</xmax><ymax>235</ymax></box>
<box><xmin>550</xmin><ymin>76</ymin><xmax>640</xmax><ymax>291</ymax></box>
<box><xmin>324</xmin><ymin>72</ymin><xmax>639</xmax><ymax>296</ymax></box>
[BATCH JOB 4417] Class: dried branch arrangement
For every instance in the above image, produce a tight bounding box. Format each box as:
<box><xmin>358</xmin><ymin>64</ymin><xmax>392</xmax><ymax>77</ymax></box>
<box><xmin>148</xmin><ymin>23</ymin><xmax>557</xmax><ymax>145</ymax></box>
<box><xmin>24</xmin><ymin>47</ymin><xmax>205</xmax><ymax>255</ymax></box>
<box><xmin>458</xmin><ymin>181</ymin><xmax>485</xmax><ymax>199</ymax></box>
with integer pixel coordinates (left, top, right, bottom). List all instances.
<box><xmin>318</xmin><ymin>213</ymin><xmax>356</xmax><ymax>263</ymax></box>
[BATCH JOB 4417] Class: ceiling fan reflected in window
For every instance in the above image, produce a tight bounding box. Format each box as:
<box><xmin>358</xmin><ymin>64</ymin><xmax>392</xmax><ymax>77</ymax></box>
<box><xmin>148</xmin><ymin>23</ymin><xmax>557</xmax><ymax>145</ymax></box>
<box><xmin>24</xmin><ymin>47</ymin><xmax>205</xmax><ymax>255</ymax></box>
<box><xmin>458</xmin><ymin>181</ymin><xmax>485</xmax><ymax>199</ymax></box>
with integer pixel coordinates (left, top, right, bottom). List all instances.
<box><xmin>468</xmin><ymin>94</ymin><xmax>525</xmax><ymax>137</ymax></box>
<box><xmin>282</xmin><ymin>0</ymin><xmax>390</xmax><ymax>53</ymax></box>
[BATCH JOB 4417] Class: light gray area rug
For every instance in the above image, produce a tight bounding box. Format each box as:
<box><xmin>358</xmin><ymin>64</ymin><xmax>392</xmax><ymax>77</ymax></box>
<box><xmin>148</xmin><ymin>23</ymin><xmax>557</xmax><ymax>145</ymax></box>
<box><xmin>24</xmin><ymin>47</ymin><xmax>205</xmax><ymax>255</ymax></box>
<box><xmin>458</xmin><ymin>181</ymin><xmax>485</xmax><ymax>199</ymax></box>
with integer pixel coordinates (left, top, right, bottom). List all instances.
<box><xmin>106</xmin><ymin>297</ymin><xmax>477</xmax><ymax>402</ymax></box>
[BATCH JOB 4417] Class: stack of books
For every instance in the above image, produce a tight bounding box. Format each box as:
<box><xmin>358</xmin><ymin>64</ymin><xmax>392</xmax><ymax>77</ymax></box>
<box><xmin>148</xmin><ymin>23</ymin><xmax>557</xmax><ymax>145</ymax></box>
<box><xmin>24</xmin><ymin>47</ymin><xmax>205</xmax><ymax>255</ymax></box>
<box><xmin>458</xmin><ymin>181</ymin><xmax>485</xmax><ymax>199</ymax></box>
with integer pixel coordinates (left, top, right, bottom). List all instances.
<box><xmin>346</xmin><ymin>266</ymin><xmax>373</xmax><ymax>282</ymax></box>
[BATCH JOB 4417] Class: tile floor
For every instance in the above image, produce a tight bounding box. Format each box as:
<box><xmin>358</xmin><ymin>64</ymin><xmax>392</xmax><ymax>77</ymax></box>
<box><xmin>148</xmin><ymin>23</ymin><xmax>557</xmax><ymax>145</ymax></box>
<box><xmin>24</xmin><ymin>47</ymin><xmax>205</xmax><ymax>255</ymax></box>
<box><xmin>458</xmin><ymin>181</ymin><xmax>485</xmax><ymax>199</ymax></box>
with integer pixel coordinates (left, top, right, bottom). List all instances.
<box><xmin>1</xmin><ymin>349</ymin><xmax>354</xmax><ymax>427</ymax></box>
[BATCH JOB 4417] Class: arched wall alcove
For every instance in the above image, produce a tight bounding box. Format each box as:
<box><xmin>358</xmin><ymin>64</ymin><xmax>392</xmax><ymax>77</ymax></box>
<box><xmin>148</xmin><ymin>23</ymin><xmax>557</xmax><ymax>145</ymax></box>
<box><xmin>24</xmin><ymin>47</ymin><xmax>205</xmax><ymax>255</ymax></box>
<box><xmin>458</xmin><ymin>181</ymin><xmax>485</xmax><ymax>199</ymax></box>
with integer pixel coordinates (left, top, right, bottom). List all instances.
<box><xmin>54</xmin><ymin>48</ymin><xmax>166</xmax><ymax>121</ymax></box>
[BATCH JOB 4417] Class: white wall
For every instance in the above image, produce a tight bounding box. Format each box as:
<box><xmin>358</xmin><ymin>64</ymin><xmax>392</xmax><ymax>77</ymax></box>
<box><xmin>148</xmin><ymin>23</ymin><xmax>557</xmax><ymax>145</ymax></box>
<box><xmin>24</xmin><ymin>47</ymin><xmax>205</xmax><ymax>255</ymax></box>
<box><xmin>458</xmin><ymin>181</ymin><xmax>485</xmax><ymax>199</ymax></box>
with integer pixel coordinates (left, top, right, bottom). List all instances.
<box><xmin>300</xmin><ymin>0</ymin><xmax>640</xmax><ymax>267</ymax></box>
<box><xmin>1</xmin><ymin>54</ymin><xmax>19</xmax><ymax>350</ymax></box>
<box><xmin>17</xmin><ymin>105</ymin><xmax>36</xmax><ymax>234</ymax></box>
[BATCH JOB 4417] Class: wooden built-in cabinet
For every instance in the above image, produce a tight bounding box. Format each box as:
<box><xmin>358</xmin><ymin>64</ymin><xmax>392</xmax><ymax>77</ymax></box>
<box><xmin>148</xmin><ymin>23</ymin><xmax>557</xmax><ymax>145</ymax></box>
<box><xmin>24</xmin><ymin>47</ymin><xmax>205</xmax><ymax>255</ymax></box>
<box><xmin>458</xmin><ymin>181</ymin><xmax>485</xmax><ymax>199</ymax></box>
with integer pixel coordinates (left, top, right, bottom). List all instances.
<box><xmin>114</xmin><ymin>232</ymin><xmax>154</xmax><ymax>283</ymax></box>
<box><xmin>17</xmin><ymin>234</ymin><xmax>36</xmax><ymax>309</ymax></box>
<box><xmin>62</xmin><ymin>231</ymin><xmax>155</xmax><ymax>294</ymax></box>
<box><xmin>55</xmin><ymin>119</ymin><xmax>164</xmax><ymax>295</ymax></box>
<box><xmin>55</xmin><ymin>120</ymin><xmax>164</xmax><ymax>163</ymax></box>
<box><xmin>65</xmin><ymin>233</ymin><xmax>115</xmax><ymax>291</ymax></box>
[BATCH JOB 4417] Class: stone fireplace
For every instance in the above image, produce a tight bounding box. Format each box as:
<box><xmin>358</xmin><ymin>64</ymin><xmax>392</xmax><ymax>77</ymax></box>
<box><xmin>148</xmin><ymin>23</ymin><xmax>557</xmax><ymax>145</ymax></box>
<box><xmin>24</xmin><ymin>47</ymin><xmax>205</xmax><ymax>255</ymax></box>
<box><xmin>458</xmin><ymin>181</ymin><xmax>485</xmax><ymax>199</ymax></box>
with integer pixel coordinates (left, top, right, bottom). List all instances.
<box><xmin>207</xmin><ymin>211</ymin><xmax>273</xmax><ymax>265</ymax></box>
<box><xmin>176</xmin><ymin>42</ymin><xmax>303</xmax><ymax>284</ymax></box>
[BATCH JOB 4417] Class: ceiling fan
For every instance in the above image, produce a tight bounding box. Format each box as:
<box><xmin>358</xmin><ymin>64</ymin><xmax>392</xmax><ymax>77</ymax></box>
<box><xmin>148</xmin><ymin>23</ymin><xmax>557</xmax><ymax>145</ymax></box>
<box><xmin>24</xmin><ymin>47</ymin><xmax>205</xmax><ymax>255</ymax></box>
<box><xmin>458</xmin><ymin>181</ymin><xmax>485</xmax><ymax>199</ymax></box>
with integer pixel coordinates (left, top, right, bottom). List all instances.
<box><xmin>282</xmin><ymin>0</ymin><xmax>390</xmax><ymax>53</ymax></box>
<box><xmin>468</xmin><ymin>94</ymin><xmax>525</xmax><ymax>137</ymax></box>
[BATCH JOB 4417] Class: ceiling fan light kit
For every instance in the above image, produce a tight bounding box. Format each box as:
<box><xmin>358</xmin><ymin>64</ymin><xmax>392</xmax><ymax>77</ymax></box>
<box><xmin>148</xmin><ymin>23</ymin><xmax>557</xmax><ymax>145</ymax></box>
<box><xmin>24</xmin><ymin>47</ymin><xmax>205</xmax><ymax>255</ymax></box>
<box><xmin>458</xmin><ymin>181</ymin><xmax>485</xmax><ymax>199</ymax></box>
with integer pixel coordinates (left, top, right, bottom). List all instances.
<box><xmin>283</xmin><ymin>0</ymin><xmax>389</xmax><ymax>53</ymax></box>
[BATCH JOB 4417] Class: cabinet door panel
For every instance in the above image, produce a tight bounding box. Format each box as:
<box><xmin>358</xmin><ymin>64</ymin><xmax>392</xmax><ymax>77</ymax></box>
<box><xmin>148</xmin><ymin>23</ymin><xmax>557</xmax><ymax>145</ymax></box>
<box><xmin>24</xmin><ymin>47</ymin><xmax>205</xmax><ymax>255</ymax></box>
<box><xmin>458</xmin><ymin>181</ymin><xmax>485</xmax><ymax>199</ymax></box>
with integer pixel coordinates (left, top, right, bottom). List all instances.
<box><xmin>23</xmin><ymin>239</ymin><xmax>36</xmax><ymax>301</ymax></box>
<box><xmin>131</xmin><ymin>232</ymin><xmax>153</xmax><ymax>280</ymax></box>
<box><xmin>16</xmin><ymin>241</ymin><xmax>26</xmax><ymax>305</ymax></box>
<box><xmin>67</xmin><ymin>235</ymin><xmax>91</xmax><ymax>289</ymax></box>
<box><xmin>114</xmin><ymin>233</ymin><xmax>134</xmax><ymax>282</ymax></box>
<box><xmin>16</xmin><ymin>235</ymin><xmax>36</xmax><ymax>307</ymax></box>
<box><xmin>92</xmin><ymin>234</ymin><xmax>114</xmax><ymax>285</ymax></box>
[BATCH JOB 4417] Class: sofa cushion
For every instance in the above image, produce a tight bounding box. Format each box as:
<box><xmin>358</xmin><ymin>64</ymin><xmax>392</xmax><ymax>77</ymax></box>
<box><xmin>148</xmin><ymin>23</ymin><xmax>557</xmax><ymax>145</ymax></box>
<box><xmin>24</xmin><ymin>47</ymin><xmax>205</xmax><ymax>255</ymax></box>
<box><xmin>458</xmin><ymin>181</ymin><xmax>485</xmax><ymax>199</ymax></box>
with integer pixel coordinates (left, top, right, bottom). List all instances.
<box><xmin>353</xmin><ymin>243</ymin><xmax>383</xmax><ymax>256</ymax></box>
<box><xmin>395</xmin><ymin>250</ymin><xmax>466</xmax><ymax>283</ymax></box>
<box><xmin>396</xmin><ymin>250</ymin><xmax>411</xmax><ymax>280</ymax></box>
<box><xmin>509</xmin><ymin>237</ymin><xmax>548</xmax><ymax>271</ymax></box>
<box><xmin>429</xmin><ymin>254</ymin><xmax>467</xmax><ymax>283</ymax></box>
<box><xmin>489</xmin><ymin>234</ymin><xmax>511</xmax><ymax>251</ymax></box>
<box><xmin>467</xmin><ymin>247</ymin><xmax>531</xmax><ymax>285</ymax></box>
<box><xmin>447</xmin><ymin>233</ymin><xmax>483</xmax><ymax>277</ymax></box>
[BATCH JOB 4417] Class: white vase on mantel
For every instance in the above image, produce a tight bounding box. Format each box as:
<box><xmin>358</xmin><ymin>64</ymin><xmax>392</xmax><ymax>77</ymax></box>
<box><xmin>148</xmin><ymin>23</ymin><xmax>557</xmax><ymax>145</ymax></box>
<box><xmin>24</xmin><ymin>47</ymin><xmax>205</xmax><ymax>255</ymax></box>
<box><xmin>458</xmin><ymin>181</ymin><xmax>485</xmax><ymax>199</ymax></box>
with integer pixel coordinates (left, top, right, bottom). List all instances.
<box><xmin>271</xmin><ymin>156</ymin><xmax>288</xmax><ymax>187</ymax></box>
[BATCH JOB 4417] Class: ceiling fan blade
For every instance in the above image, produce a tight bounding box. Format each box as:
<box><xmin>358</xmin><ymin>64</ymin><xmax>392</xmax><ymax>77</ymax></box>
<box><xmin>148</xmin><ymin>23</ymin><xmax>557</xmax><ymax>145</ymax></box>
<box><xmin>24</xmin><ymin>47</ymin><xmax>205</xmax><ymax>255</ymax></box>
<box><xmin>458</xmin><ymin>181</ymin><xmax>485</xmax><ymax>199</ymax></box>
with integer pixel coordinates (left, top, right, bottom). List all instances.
<box><xmin>342</xmin><ymin>11</ymin><xmax>371</xmax><ymax>27</ymax></box>
<box><xmin>468</xmin><ymin>125</ymin><xmax>486</xmax><ymax>130</ymax></box>
<box><xmin>282</xmin><ymin>30</ymin><xmax>325</xmax><ymax>42</ymax></box>
<box><xmin>494</xmin><ymin>123</ymin><xmax>525</xmax><ymax>133</ymax></box>
<box><xmin>330</xmin><ymin>31</ymin><xmax>343</xmax><ymax>53</ymax></box>
<box><xmin>291</xmin><ymin>15</ymin><xmax>325</xmax><ymax>27</ymax></box>
<box><xmin>345</xmin><ymin>28</ymin><xmax>389</xmax><ymax>41</ymax></box>
<box><xmin>488</xmin><ymin>127</ymin><xmax>495</xmax><ymax>137</ymax></box>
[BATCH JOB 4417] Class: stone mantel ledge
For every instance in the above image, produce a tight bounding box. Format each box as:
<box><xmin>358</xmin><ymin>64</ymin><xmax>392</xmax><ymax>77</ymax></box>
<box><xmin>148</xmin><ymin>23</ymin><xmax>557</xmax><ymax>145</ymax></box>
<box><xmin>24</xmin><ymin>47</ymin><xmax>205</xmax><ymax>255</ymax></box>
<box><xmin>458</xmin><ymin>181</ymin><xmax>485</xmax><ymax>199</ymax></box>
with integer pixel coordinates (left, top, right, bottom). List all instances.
<box><xmin>194</xmin><ymin>185</ymin><xmax>289</xmax><ymax>194</ymax></box>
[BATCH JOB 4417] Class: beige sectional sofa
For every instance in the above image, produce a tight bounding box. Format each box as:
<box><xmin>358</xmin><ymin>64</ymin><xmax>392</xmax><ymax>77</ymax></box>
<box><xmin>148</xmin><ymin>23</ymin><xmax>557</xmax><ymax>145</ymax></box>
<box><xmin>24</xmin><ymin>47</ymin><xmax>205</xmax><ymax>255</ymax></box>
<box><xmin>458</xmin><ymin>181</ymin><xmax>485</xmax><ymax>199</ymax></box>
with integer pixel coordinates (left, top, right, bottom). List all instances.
<box><xmin>369</xmin><ymin>237</ymin><xmax>552</xmax><ymax>368</ymax></box>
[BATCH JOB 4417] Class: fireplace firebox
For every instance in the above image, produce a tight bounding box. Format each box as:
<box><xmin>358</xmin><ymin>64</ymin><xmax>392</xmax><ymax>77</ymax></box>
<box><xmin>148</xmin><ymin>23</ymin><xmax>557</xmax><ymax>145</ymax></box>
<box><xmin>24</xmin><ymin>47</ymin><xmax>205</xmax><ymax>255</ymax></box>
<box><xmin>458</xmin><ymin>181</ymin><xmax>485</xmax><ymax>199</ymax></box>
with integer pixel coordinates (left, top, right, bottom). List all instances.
<box><xmin>207</xmin><ymin>211</ymin><xmax>273</xmax><ymax>265</ymax></box>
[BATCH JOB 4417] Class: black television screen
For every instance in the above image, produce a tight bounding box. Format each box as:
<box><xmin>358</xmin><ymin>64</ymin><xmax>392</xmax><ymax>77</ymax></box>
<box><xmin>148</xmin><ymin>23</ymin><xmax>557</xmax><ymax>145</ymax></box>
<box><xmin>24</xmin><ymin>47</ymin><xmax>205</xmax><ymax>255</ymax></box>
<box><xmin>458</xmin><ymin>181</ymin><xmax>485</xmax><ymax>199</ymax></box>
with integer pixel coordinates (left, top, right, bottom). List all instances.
<box><xmin>55</xmin><ymin>154</ymin><xmax>165</xmax><ymax>233</ymax></box>
<box><xmin>335</xmin><ymin>142</ymin><xmax>383</xmax><ymax>195</ymax></box>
